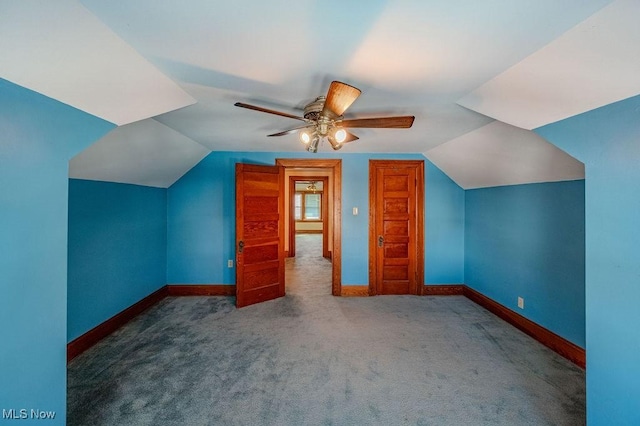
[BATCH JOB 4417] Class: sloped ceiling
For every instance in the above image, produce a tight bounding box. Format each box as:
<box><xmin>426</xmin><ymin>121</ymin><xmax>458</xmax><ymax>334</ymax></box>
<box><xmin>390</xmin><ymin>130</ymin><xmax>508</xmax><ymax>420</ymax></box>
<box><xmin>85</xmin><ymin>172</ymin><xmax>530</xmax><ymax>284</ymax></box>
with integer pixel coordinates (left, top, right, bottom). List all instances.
<box><xmin>458</xmin><ymin>0</ymin><xmax>640</xmax><ymax>130</ymax></box>
<box><xmin>425</xmin><ymin>122</ymin><xmax>584</xmax><ymax>189</ymax></box>
<box><xmin>0</xmin><ymin>0</ymin><xmax>195</xmax><ymax>126</ymax></box>
<box><xmin>3</xmin><ymin>1</ymin><xmax>639</xmax><ymax>189</ymax></box>
<box><xmin>79</xmin><ymin>0</ymin><xmax>611</xmax><ymax>155</ymax></box>
<box><xmin>69</xmin><ymin>119</ymin><xmax>210</xmax><ymax>188</ymax></box>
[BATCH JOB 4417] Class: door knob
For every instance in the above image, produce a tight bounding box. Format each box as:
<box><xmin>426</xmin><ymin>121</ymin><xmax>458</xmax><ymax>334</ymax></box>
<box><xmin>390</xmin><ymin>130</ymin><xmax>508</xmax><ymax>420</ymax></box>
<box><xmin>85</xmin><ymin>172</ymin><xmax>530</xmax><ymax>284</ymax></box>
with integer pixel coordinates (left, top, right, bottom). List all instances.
<box><xmin>378</xmin><ymin>235</ymin><xmax>384</xmax><ymax>247</ymax></box>
<box><xmin>238</xmin><ymin>240</ymin><xmax>244</xmax><ymax>253</ymax></box>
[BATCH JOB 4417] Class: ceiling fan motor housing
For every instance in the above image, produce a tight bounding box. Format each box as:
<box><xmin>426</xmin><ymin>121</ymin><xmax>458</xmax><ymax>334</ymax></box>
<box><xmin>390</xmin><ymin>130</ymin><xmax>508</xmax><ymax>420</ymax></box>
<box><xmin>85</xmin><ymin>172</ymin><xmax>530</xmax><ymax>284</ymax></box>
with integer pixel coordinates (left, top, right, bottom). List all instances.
<box><xmin>304</xmin><ymin>96</ymin><xmax>343</xmax><ymax>138</ymax></box>
<box><xmin>303</xmin><ymin>96</ymin><xmax>326</xmax><ymax>120</ymax></box>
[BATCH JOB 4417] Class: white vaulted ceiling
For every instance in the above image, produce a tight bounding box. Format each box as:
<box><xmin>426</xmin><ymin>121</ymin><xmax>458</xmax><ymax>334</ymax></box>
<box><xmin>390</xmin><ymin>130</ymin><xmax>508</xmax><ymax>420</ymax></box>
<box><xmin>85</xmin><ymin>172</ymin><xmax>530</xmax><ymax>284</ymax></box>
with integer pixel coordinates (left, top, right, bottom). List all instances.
<box><xmin>425</xmin><ymin>122</ymin><xmax>585</xmax><ymax>189</ymax></box>
<box><xmin>69</xmin><ymin>119</ymin><xmax>210</xmax><ymax>188</ymax></box>
<box><xmin>457</xmin><ymin>0</ymin><xmax>640</xmax><ymax>130</ymax></box>
<box><xmin>2</xmin><ymin>0</ymin><xmax>639</xmax><ymax>189</ymax></box>
<box><xmin>0</xmin><ymin>0</ymin><xmax>195</xmax><ymax>126</ymax></box>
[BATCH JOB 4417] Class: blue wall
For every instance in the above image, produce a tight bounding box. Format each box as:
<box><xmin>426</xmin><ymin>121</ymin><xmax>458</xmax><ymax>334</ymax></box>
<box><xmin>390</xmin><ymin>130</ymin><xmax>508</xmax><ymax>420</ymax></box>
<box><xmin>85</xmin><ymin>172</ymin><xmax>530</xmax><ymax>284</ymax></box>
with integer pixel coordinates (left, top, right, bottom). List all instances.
<box><xmin>426</xmin><ymin>159</ymin><xmax>465</xmax><ymax>284</ymax></box>
<box><xmin>67</xmin><ymin>179</ymin><xmax>167</xmax><ymax>342</ymax></box>
<box><xmin>537</xmin><ymin>94</ymin><xmax>640</xmax><ymax>425</ymax></box>
<box><xmin>465</xmin><ymin>181</ymin><xmax>585</xmax><ymax>347</ymax></box>
<box><xmin>0</xmin><ymin>79</ymin><xmax>114</xmax><ymax>424</ymax></box>
<box><xmin>167</xmin><ymin>152</ymin><xmax>465</xmax><ymax>286</ymax></box>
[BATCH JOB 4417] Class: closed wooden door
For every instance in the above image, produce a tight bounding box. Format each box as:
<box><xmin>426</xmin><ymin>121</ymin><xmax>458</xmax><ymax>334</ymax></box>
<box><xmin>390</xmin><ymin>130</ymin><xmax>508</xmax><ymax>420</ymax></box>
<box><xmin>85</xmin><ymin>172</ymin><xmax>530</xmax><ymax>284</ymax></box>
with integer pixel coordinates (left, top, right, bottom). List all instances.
<box><xmin>235</xmin><ymin>164</ymin><xmax>285</xmax><ymax>308</ymax></box>
<box><xmin>369</xmin><ymin>160</ymin><xmax>424</xmax><ymax>295</ymax></box>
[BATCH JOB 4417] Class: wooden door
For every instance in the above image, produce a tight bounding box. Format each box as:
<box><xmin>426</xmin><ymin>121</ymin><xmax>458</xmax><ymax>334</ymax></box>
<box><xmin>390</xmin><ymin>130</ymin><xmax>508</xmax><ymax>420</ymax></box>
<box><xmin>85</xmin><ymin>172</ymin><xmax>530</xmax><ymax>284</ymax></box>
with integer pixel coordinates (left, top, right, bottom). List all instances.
<box><xmin>369</xmin><ymin>160</ymin><xmax>424</xmax><ymax>295</ymax></box>
<box><xmin>236</xmin><ymin>164</ymin><xmax>285</xmax><ymax>308</ymax></box>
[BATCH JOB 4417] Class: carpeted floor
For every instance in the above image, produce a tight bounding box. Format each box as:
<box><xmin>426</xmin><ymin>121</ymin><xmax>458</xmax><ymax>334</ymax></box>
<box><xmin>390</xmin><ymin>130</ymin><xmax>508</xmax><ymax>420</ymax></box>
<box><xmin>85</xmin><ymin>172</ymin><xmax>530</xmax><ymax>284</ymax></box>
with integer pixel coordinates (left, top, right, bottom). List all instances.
<box><xmin>285</xmin><ymin>233</ymin><xmax>332</xmax><ymax>297</ymax></box>
<box><xmin>68</xmin><ymin>234</ymin><xmax>585</xmax><ymax>425</ymax></box>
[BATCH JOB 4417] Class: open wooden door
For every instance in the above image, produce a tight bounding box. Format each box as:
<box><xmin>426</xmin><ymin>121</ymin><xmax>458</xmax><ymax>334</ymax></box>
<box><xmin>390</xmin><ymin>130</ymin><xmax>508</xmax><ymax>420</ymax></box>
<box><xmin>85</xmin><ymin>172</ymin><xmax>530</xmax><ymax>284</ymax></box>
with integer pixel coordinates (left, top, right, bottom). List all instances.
<box><xmin>369</xmin><ymin>160</ymin><xmax>424</xmax><ymax>295</ymax></box>
<box><xmin>236</xmin><ymin>164</ymin><xmax>285</xmax><ymax>308</ymax></box>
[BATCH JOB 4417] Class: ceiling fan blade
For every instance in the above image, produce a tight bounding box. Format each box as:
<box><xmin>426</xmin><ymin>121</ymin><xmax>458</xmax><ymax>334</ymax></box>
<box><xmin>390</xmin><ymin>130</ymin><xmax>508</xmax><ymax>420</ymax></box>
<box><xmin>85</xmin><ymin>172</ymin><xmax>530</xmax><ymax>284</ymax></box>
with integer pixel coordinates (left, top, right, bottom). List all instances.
<box><xmin>341</xmin><ymin>130</ymin><xmax>359</xmax><ymax>143</ymax></box>
<box><xmin>340</xmin><ymin>116</ymin><xmax>415</xmax><ymax>129</ymax></box>
<box><xmin>322</xmin><ymin>81</ymin><xmax>361</xmax><ymax>117</ymax></box>
<box><xmin>234</xmin><ymin>102</ymin><xmax>306</xmax><ymax>121</ymax></box>
<box><xmin>267</xmin><ymin>125</ymin><xmax>314</xmax><ymax>137</ymax></box>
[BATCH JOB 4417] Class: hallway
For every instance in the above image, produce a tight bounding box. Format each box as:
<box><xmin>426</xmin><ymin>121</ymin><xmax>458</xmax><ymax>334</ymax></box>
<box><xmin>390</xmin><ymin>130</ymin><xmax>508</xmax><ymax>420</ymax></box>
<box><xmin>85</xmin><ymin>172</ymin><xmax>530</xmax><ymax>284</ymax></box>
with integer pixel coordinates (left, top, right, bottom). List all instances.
<box><xmin>285</xmin><ymin>234</ymin><xmax>332</xmax><ymax>297</ymax></box>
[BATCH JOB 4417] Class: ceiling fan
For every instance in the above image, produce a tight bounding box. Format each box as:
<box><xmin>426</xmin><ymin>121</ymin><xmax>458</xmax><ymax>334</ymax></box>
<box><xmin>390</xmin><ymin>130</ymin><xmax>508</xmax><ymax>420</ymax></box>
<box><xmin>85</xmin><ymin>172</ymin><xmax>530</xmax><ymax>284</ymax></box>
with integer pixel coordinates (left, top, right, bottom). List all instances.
<box><xmin>234</xmin><ymin>81</ymin><xmax>415</xmax><ymax>153</ymax></box>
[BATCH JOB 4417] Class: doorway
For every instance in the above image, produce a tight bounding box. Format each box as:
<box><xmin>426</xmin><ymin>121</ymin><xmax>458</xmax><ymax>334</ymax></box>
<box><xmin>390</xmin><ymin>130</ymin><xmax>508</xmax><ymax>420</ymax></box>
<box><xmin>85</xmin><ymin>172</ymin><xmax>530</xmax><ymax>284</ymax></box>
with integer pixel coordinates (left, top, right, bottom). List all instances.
<box><xmin>288</xmin><ymin>176</ymin><xmax>329</xmax><ymax>259</ymax></box>
<box><xmin>276</xmin><ymin>159</ymin><xmax>342</xmax><ymax>296</ymax></box>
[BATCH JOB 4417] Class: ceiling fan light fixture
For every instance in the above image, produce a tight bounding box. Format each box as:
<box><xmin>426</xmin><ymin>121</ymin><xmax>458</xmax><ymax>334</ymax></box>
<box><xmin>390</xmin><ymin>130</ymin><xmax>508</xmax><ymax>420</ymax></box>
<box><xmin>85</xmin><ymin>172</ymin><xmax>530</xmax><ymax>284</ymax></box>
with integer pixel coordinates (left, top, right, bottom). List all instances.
<box><xmin>334</xmin><ymin>128</ymin><xmax>347</xmax><ymax>144</ymax></box>
<box><xmin>327</xmin><ymin>135</ymin><xmax>343</xmax><ymax>151</ymax></box>
<box><xmin>306</xmin><ymin>136</ymin><xmax>320</xmax><ymax>153</ymax></box>
<box><xmin>299</xmin><ymin>130</ymin><xmax>312</xmax><ymax>145</ymax></box>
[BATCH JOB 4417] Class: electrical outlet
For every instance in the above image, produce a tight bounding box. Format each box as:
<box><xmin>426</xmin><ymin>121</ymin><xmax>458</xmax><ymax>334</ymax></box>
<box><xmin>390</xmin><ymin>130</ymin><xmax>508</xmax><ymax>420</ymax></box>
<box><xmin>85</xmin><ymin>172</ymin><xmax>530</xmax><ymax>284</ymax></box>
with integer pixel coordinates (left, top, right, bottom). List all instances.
<box><xmin>517</xmin><ymin>297</ymin><xmax>524</xmax><ymax>309</ymax></box>
<box><xmin>227</xmin><ymin>259</ymin><xmax>234</xmax><ymax>268</ymax></box>
<box><xmin>353</xmin><ymin>207</ymin><xmax>358</xmax><ymax>216</ymax></box>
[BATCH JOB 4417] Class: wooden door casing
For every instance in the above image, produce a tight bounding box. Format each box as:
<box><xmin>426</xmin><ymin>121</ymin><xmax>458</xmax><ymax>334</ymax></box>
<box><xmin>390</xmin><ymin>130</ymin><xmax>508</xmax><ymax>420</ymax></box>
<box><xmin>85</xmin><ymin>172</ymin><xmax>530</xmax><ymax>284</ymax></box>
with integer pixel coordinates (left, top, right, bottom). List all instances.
<box><xmin>369</xmin><ymin>160</ymin><xmax>424</xmax><ymax>295</ymax></box>
<box><xmin>276</xmin><ymin>159</ymin><xmax>342</xmax><ymax>296</ymax></box>
<box><xmin>235</xmin><ymin>164</ymin><xmax>285</xmax><ymax>308</ymax></box>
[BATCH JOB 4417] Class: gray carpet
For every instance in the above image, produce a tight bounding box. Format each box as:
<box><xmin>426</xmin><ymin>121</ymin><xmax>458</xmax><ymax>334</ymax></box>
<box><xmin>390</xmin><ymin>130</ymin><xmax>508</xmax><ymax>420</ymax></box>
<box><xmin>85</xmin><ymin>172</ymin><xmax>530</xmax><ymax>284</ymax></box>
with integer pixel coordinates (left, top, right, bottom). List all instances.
<box><xmin>68</xmin><ymin>234</ymin><xmax>585</xmax><ymax>425</ymax></box>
